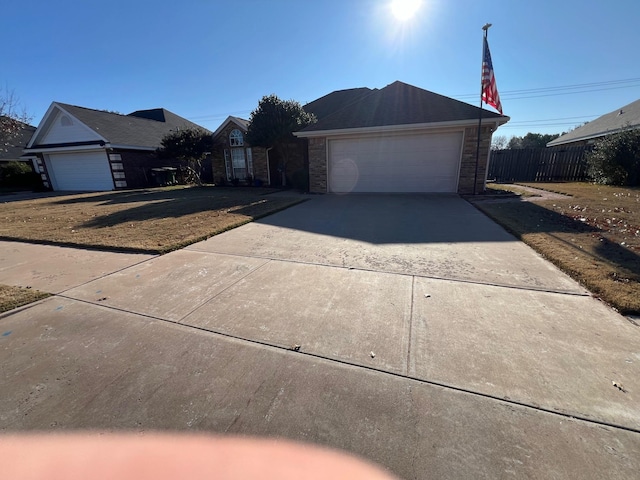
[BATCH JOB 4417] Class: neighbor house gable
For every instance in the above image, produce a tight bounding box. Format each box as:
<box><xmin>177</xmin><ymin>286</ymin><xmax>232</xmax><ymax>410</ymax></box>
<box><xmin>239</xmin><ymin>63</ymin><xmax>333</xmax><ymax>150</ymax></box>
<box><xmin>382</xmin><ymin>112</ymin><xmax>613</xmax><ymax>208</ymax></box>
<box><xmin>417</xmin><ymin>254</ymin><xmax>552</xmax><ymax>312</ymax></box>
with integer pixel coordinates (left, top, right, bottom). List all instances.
<box><xmin>212</xmin><ymin>116</ymin><xmax>249</xmax><ymax>140</ymax></box>
<box><xmin>27</xmin><ymin>103</ymin><xmax>107</xmax><ymax>149</ymax></box>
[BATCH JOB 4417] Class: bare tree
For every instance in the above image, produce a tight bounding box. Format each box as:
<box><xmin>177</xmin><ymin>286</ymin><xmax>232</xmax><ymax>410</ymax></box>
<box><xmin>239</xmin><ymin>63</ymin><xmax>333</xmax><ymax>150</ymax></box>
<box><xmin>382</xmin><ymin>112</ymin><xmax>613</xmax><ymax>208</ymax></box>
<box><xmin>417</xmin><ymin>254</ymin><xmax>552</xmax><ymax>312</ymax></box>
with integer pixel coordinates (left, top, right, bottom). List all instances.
<box><xmin>491</xmin><ymin>135</ymin><xmax>508</xmax><ymax>150</ymax></box>
<box><xmin>0</xmin><ymin>87</ymin><xmax>32</xmax><ymax>152</ymax></box>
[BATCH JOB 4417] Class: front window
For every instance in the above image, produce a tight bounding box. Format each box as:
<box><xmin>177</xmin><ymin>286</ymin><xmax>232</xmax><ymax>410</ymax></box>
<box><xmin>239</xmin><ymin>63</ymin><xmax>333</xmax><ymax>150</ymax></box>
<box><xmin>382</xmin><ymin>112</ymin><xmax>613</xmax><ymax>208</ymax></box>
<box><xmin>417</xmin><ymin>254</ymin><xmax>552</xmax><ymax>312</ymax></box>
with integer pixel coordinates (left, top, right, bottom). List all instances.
<box><xmin>229</xmin><ymin>129</ymin><xmax>244</xmax><ymax>147</ymax></box>
<box><xmin>223</xmin><ymin>148</ymin><xmax>255</xmax><ymax>181</ymax></box>
<box><xmin>231</xmin><ymin>148</ymin><xmax>246</xmax><ymax>179</ymax></box>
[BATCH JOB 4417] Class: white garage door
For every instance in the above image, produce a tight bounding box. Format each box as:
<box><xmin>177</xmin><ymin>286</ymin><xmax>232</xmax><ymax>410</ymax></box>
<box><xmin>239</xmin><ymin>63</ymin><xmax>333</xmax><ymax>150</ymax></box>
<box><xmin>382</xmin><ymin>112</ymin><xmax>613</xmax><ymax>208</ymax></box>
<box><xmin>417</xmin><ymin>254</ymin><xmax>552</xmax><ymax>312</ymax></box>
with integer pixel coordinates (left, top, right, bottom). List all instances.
<box><xmin>328</xmin><ymin>131</ymin><xmax>463</xmax><ymax>193</ymax></box>
<box><xmin>46</xmin><ymin>152</ymin><xmax>114</xmax><ymax>191</ymax></box>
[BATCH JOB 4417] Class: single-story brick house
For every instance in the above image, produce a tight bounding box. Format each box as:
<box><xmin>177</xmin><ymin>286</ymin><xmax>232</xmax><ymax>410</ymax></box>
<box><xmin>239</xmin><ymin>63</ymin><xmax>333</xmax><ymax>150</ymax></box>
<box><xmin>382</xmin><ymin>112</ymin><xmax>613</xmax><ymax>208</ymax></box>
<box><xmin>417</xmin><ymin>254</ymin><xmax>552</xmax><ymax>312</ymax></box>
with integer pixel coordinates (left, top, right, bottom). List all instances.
<box><xmin>295</xmin><ymin>81</ymin><xmax>510</xmax><ymax>194</ymax></box>
<box><xmin>211</xmin><ymin>115</ymin><xmax>305</xmax><ymax>187</ymax></box>
<box><xmin>547</xmin><ymin>98</ymin><xmax>640</xmax><ymax>147</ymax></box>
<box><xmin>24</xmin><ymin>102</ymin><xmax>209</xmax><ymax>191</ymax></box>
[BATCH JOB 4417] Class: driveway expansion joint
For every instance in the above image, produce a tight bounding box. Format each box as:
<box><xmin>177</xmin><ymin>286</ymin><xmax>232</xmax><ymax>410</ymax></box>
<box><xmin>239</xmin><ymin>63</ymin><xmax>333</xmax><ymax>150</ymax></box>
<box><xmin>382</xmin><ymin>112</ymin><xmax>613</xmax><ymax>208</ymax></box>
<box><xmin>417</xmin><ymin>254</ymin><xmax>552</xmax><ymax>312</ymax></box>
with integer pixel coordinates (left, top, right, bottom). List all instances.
<box><xmin>50</xmin><ymin>295</ymin><xmax>640</xmax><ymax>436</ymax></box>
<box><xmin>176</xmin><ymin>258</ymin><xmax>272</xmax><ymax>323</ymax></box>
<box><xmin>186</xmin><ymin>247</ymin><xmax>590</xmax><ymax>298</ymax></box>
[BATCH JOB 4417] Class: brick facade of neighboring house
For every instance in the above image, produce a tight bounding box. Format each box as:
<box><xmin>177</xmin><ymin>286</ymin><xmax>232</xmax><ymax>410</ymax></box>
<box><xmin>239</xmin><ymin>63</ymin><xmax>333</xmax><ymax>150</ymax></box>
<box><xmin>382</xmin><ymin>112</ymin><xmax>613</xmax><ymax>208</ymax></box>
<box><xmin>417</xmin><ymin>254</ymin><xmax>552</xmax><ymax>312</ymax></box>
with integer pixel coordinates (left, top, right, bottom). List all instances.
<box><xmin>212</xmin><ymin>117</ymin><xmax>271</xmax><ymax>186</ymax></box>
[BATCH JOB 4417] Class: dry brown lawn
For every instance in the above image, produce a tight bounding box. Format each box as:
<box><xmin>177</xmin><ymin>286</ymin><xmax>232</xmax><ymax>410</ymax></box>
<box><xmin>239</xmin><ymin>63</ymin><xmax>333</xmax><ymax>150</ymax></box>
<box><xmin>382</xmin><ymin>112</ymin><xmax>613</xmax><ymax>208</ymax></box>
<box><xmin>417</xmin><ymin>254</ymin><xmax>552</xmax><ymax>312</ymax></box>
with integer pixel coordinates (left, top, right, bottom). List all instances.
<box><xmin>0</xmin><ymin>285</ymin><xmax>49</xmax><ymax>314</ymax></box>
<box><xmin>476</xmin><ymin>182</ymin><xmax>640</xmax><ymax>315</ymax></box>
<box><xmin>0</xmin><ymin>186</ymin><xmax>304</xmax><ymax>254</ymax></box>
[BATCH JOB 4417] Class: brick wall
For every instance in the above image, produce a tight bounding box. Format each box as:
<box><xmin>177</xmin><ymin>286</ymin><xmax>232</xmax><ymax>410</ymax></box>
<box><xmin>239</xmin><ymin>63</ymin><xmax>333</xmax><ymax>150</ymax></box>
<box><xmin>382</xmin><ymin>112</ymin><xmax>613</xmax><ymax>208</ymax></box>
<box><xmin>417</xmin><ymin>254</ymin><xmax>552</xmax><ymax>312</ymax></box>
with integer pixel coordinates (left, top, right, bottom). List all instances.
<box><xmin>212</xmin><ymin>123</ymin><xmax>269</xmax><ymax>185</ymax></box>
<box><xmin>458</xmin><ymin>125</ymin><xmax>493</xmax><ymax>194</ymax></box>
<box><xmin>308</xmin><ymin>137</ymin><xmax>327</xmax><ymax>193</ymax></box>
<box><xmin>117</xmin><ymin>150</ymin><xmax>170</xmax><ymax>189</ymax></box>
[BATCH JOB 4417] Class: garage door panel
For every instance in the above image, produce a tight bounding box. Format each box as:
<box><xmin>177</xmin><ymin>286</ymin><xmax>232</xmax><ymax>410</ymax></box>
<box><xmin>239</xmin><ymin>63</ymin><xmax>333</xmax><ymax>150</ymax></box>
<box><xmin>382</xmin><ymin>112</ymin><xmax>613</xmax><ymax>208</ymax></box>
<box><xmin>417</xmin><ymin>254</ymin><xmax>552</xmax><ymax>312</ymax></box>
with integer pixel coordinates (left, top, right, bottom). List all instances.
<box><xmin>329</xmin><ymin>132</ymin><xmax>462</xmax><ymax>193</ymax></box>
<box><xmin>47</xmin><ymin>152</ymin><xmax>114</xmax><ymax>191</ymax></box>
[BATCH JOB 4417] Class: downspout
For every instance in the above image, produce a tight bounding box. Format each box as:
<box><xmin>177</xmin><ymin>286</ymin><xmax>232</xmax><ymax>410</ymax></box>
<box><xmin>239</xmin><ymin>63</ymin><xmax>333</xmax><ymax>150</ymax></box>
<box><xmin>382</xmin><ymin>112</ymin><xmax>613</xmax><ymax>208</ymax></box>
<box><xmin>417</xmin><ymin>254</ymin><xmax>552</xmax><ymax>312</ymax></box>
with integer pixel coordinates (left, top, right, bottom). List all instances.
<box><xmin>266</xmin><ymin>147</ymin><xmax>273</xmax><ymax>186</ymax></box>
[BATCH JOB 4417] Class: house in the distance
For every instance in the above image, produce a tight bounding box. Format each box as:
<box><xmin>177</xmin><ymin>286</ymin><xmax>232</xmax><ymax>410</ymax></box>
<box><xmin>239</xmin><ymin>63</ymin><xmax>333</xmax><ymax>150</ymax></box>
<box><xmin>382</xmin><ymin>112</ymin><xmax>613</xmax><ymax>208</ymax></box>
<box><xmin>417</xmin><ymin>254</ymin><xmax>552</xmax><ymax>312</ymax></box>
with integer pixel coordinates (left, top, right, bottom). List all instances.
<box><xmin>24</xmin><ymin>102</ymin><xmax>209</xmax><ymax>191</ymax></box>
<box><xmin>296</xmin><ymin>81</ymin><xmax>509</xmax><ymax>194</ymax></box>
<box><xmin>548</xmin><ymin>98</ymin><xmax>640</xmax><ymax>147</ymax></box>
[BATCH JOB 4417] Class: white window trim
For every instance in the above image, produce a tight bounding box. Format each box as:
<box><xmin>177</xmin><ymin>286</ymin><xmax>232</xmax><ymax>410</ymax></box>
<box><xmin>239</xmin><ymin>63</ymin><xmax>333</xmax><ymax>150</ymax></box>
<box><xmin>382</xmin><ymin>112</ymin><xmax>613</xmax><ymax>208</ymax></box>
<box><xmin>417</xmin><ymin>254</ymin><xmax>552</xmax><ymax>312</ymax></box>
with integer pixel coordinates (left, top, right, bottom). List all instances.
<box><xmin>229</xmin><ymin>129</ymin><xmax>244</xmax><ymax>147</ymax></box>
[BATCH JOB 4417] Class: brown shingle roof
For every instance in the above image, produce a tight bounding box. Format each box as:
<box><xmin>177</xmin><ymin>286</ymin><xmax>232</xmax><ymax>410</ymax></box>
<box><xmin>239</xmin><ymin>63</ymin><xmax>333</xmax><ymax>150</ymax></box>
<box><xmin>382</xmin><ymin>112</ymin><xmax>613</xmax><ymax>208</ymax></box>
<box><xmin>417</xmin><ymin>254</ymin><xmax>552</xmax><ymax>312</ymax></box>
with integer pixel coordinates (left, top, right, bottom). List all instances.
<box><xmin>0</xmin><ymin>118</ymin><xmax>36</xmax><ymax>160</ymax></box>
<box><xmin>303</xmin><ymin>87</ymin><xmax>373</xmax><ymax>121</ymax></box>
<box><xmin>547</xmin><ymin>98</ymin><xmax>640</xmax><ymax>146</ymax></box>
<box><xmin>34</xmin><ymin>103</ymin><xmax>210</xmax><ymax>149</ymax></box>
<box><xmin>299</xmin><ymin>81</ymin><xmax>506</xmax><ymax>132</ymax></box>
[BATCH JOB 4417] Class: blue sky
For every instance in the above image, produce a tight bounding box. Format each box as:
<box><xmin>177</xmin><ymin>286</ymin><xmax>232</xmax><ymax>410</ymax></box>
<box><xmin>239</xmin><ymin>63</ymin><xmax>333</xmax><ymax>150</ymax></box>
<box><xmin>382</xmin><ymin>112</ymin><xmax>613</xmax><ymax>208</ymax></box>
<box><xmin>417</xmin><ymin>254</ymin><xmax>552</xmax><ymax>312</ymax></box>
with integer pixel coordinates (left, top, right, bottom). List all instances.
<box><xmin>3</xmin><ymin>0</ymin><xmax>640</xmax><ymax>140</ymax></box>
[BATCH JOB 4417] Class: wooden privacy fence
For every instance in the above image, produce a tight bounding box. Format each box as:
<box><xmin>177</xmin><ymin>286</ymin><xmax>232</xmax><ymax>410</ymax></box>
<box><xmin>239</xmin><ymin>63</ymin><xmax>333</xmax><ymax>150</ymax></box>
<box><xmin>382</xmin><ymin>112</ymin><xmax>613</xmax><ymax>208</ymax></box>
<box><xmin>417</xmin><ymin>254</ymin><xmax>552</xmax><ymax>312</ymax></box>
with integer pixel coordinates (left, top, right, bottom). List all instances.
<box><xmin>488</xmin><ymin>146</ymin><xmax>592</xmax><ymax>183</ymax></box>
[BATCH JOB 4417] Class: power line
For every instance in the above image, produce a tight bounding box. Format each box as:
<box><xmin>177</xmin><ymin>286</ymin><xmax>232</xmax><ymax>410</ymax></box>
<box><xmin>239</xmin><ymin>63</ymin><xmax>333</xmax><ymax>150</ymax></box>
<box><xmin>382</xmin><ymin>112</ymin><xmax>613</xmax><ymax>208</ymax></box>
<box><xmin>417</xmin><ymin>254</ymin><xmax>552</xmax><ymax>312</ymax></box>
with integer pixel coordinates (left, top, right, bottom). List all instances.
<box><xmin>507</xmin><ymin>114</ymin><xmax>599</xmax><ymax>125</ymax></box>
<box><xmin>454</xmin><ymin>77</ymin><xmax>640</xmax><ymax>100</ymax></box>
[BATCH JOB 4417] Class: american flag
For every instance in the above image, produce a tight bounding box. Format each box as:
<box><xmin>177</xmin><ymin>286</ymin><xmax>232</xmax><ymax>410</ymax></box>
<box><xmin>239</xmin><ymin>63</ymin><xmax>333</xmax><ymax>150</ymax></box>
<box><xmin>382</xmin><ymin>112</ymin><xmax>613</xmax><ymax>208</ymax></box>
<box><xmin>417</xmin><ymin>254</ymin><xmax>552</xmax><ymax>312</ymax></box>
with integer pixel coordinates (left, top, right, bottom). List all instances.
<box><xmin>481</xmin><ymin>36</ymin><xmax>502</xmax><ymax>114</ymax></box>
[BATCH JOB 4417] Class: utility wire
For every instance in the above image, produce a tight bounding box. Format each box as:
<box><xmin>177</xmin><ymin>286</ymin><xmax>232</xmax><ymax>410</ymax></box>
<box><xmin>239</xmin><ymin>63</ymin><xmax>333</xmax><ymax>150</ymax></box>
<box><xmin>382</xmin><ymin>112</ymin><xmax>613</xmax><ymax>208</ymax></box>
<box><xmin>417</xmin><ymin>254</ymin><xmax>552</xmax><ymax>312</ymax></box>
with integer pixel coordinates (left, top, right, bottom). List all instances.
<box><xmin>454</xmin><ymin>76</ymin><xmax>640</xmax><ymax>99</ymax></box>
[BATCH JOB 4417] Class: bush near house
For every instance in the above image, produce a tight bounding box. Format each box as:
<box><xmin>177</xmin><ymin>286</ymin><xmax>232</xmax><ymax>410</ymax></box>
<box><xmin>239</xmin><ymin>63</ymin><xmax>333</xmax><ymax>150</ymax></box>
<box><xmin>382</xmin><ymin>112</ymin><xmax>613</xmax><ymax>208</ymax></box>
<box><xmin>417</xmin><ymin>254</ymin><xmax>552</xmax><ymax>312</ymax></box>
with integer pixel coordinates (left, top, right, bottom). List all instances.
<box><xmin>586</xmin><ymin>128</ymin><xmax>640</xmax><ymax>186</ymax></box>
<box><xmin>0</xmin><ymin>161</ymin><xmax>40</xmax><ymax>189</ymax></box>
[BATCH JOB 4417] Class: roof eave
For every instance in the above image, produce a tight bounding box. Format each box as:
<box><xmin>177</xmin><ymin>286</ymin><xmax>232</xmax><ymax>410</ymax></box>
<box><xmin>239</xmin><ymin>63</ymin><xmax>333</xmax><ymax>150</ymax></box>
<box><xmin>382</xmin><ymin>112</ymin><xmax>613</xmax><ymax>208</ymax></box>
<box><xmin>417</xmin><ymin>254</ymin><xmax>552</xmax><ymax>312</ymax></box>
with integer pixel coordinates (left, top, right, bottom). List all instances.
<box><xmin>547</xmin><ymin>124</ymin><xmax>640</xmax><ymax>147</ymax></box>
<box><xmin>294</xmin><ymin>116</ymin><xmax>510</xmax><ymax>138</ymax></box>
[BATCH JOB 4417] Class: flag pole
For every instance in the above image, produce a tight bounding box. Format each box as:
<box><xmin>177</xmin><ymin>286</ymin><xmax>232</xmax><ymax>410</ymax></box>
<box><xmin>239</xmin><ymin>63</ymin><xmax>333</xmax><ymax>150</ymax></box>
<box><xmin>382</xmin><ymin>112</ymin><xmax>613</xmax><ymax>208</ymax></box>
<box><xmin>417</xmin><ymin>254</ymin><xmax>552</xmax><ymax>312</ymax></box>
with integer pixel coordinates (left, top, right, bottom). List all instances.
<box><xmin>474</xmin><ymin>23</ymin><xmax>491</xmax><ymax>195</ymax></box>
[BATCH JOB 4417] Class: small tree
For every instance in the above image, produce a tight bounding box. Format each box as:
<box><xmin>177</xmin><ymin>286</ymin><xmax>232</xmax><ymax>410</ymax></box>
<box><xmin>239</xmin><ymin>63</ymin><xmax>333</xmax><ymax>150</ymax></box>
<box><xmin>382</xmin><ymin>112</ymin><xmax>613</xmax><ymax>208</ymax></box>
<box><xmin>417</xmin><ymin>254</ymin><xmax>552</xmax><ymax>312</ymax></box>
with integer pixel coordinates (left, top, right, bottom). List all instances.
<box><xmin>1</xmin><ymin>87</ymin><xmax>32</xmax><ymax>152</ymax></box>
<box><xmin>158</xmin><ymin>128</ymin><xmax>214</xmax><ymax>185</ymax></box>
<box><xmin>246</xmin><ymin>95</ymin><xmax>316</xmax><ymax>185</ymax></box>
<box><xmin>491</xmin><ymin>135</ymin><xmax>508</xmax><ymax>150</ymax></box>
<box><xmin>586</xmin><ymin>127</ymin><xmax>640</xmax><ymax>186</ymax></box>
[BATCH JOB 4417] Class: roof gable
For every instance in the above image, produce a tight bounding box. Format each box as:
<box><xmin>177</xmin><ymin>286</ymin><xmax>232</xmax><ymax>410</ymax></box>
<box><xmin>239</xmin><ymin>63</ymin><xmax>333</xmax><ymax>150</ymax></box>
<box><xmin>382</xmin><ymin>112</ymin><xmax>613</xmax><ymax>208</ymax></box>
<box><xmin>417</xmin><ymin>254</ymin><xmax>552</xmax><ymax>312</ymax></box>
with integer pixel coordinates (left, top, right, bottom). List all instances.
<box><xmin>29</xmin><ymin>105</ymin><xmax>105</xmax><ymax>147</ymax></box>
<box><xmin>547</xmin><ymin>98</ymin><xmax>640</xmax><ymax>146</ymax></box>
<box><xmin>212</xmin><ymin>116</ymin><xmax>249</xmax><ymax>138</ymax></box>
<box><xmin>299</xmin><ymin>81</ymin><xmax>507</xmax><ymax>133</ymax></box>
<box><xmin>28</xmin><ymin>102</ymin><xmax>210</xmax><ymax>150</ymax></box>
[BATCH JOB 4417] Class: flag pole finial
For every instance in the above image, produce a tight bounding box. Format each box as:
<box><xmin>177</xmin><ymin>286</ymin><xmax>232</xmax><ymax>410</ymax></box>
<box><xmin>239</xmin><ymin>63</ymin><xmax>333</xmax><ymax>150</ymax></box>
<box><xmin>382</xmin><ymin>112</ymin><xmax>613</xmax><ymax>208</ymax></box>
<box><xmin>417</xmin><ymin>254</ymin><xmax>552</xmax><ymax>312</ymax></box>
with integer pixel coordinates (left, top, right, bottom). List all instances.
<box><xmin>482</xmin><ymin>23</ymin><xmax>492</xmax><ymax>31</ymax></box>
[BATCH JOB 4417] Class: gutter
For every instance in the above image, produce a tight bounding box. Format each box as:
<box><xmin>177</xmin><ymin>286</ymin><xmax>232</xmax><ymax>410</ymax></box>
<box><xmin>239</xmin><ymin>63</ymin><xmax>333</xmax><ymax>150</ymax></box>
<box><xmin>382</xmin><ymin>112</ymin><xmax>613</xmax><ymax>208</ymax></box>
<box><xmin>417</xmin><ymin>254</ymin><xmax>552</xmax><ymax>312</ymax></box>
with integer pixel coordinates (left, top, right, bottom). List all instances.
<box><xmin>294</xmin><ymin>117</ymin><xmax>510</xmax><ymax>138</ymax></box>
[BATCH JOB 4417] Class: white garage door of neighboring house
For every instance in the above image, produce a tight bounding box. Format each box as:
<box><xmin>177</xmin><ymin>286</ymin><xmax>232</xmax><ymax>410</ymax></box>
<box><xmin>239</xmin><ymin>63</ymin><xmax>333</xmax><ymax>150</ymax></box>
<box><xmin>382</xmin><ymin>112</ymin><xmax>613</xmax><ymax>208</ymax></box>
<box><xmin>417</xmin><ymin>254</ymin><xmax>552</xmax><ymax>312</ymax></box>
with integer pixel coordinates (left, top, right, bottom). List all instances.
<box><xmin>328</xmin><ymin>131</ymin><xmax>463</xmax><ymax>193</ymax></box>
<box><xmin>46</xmin><ymin>152</ymin><xmax>114</xmax><ymax>191</ymax></box>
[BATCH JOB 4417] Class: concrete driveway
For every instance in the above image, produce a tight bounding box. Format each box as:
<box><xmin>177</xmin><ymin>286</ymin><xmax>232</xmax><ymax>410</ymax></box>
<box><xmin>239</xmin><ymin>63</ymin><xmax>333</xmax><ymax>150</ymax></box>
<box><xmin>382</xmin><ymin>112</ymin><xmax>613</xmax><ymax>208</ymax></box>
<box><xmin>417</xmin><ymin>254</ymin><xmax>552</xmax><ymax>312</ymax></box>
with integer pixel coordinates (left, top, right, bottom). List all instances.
<box><xmin>1</xmin><ymin>194</ymin><xmax>639</xmax><ymax>479</ymax></box>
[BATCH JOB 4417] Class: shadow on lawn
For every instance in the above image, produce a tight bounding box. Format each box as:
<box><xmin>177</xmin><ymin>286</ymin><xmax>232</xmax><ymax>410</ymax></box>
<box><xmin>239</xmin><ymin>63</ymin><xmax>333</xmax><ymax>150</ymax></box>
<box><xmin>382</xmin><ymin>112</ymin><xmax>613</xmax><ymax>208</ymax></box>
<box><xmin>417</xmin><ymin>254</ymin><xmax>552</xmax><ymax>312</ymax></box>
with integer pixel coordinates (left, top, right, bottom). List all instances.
<box><xmin>474</xmin><ymin>197</ymin><xmax>640</xmax><ymax>283</ymax></box>
<box><xmin>52</xmin><ymin>186</ymin><xmax>275</xmax><ymax>207</ymax></box>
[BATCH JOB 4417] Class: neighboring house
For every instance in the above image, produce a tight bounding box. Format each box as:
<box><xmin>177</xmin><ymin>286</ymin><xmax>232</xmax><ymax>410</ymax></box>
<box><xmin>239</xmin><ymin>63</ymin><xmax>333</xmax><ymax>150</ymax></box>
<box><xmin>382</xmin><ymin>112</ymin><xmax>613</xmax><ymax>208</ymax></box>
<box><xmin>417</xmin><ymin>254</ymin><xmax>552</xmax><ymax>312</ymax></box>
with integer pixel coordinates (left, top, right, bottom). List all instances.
<box><xmin>211</xmin><ymin>115</ymin><xmax>305</xmax><ymax>187</ymax></box>
<box><xmin>24</xmin><ymin>102</ymin><xmax>209</xmax><ymax>191</ymax></box>
<box><xmin>212</xmin><ymin>116</ymin><xmax>269</xmax><ymax>185</ymax></box>
<box><xmin>0</xmin><ymin>118</ymin><xmax>36</xmax><ymax>164</ymax></box>
<box><xmin>547</xmin><ymin>98</ymin><xmax>640</xmax><ymax>147</ymax></box>
<box><xmin>295</xmin><ymin>81</ymin><xmax>509</xmax><ymax>194</ymax></box>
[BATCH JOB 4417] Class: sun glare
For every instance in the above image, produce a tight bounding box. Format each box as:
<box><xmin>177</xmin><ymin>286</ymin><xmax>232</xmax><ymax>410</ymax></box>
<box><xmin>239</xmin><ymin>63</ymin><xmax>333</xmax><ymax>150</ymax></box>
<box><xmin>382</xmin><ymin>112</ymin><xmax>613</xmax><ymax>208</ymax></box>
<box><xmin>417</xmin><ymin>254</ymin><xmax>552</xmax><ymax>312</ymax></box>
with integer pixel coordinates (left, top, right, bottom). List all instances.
<box><xmin>390</xmin><ymin>0</ymin><xmax>422</xmax><ymax>21</ymax></box>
